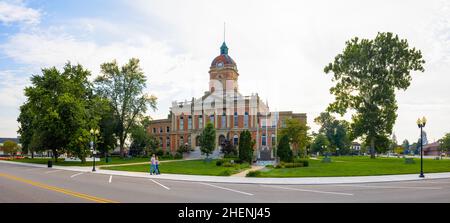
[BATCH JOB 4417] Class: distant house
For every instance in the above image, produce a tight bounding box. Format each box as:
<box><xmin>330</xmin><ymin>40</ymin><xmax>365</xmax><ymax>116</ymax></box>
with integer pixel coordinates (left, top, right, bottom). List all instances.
<box><xmin>351</xmin><ymin>142</ymin><xmax>361</xmax><ymax>155</ymax></box>
<box><xmin>422</xmin><ymin>142</ymin><xmax>445</xmax><ymax>156</ymax></box>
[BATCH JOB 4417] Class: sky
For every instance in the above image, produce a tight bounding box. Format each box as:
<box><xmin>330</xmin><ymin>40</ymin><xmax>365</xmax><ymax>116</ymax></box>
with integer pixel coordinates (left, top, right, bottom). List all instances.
<box><xmin>0</xmin><ymin>0</ymin><xmax>449</xmax><ymax>144</ymax></box>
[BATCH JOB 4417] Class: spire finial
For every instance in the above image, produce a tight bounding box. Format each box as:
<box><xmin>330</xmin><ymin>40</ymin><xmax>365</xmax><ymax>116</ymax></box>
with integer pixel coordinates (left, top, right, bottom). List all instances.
<box><xmin>224</xmin><ymin>22</ymin><xmax>226</xmax><ymax>43</ymax></box>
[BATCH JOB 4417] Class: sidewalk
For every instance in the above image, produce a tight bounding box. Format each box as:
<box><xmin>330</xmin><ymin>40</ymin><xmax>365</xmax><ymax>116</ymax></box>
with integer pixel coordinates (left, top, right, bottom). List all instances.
<box><xmin>2</xmin><ymin>160</ymin><xmax>450</xmax><ymax>185</ymax></box>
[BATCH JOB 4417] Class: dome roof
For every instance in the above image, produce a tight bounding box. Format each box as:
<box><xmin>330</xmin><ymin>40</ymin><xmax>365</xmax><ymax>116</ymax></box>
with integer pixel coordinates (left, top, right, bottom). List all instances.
<box><xmin>211</xmin><ymin>42</ymin><xmax>236</xmax><ymax>67</ymax></box>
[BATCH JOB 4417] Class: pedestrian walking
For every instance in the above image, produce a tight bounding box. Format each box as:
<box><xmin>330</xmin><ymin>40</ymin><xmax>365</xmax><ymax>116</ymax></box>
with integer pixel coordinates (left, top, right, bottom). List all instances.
<box><xmin>150</xmin><ymin>154</ymin><xmax>156</xmax><ymax>175</ymax></box>
<box><xmin>155</xmin><ymin>156</ymin><xmax>160</xmax><ymax>175</ymax></box>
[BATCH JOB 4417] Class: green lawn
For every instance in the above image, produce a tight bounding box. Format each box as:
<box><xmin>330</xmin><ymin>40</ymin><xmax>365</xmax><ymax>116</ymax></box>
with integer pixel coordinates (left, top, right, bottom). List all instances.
<box><xmin>258</xmin><ymin>156</ymin><xmax>450</xmax><ymax>177</ymax></box>
<box><xmin>7</xmin><ymin>157</ymin><xmax>154</xmax><ymax>166</ymax></box>
<box><xmin>102</xmin><ymin>159</ymin><xmax>251</xmax><ymax>176</ymax></box>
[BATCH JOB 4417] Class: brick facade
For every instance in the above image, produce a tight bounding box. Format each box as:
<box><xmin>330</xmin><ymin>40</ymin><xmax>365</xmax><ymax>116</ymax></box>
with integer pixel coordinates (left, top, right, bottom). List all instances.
<box><xmin>148</xmin><ymin>42</ymin><xmax>307</xmax><ymax>154</ymax></box>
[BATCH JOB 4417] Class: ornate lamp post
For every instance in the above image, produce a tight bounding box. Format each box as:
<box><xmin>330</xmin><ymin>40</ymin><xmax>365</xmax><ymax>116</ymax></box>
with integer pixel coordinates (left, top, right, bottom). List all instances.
<box><xmin>90</xmin><ymin>128</ymin><xmax>100</xmax><ymax>172</ymax></box>
<box><xmin>417</xmin><ymin>117</ymin><xmax>427</xmax><ymax>178</ymax></box>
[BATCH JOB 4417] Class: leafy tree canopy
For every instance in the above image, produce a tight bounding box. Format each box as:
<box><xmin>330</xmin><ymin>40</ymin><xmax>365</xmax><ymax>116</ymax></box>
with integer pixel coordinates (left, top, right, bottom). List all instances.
<box><xmin>324</xmin><ymin>32</ymin><xmax>425</xmax><ymax>158</ymax></box>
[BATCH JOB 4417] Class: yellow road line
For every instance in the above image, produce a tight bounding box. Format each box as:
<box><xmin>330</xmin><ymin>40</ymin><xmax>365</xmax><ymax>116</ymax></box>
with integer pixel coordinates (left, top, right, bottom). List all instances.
<box><xmin>0</xmin><ymin>172</ymin><xmax>119</xmax><ymax>203</ymax></box>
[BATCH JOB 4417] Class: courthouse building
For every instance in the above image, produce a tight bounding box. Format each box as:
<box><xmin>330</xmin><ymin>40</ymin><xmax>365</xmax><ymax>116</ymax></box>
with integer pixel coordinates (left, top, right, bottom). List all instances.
<box><xmin>148</xmin><ymin>41</ymin><xmax>306</xmax><ymax>159</ymax></box>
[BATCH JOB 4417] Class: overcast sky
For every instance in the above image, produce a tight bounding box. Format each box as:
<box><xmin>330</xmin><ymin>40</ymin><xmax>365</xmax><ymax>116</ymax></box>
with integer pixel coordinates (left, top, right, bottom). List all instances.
<box><xmin>0</xmin><ymin>0</ymin><xmax>449</xmax><ymax>144</ymax></box>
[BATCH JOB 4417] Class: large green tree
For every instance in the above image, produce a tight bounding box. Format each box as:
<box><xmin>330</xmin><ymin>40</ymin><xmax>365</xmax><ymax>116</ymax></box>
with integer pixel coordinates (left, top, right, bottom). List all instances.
<box><xmin>278</xmin><ymin>118</ymin><xmax>310</xmax><ymax>158</ymax></box>
<box><xmin>199</xmin><ymin>122</ymin><xmax>216</xmax><ymax>159</ymax></box>
<box><xmin>94</xmin><ymin>58</ymin><xmax>157</xmax><ymax>157</ymax></box>
<box><xmin>18</xmin><ymin>63</ymin><xmax>98</xmax><ymax>162</ymax></box>
<box><xmin>130</xmin><ymin>117</ymin><xmax>159</xmax><ymax>156</ymax></box>
<box><xmin>439</xmin><ymin>133</ymin><xmax>450</xmax><ymax>155</ymax></box>
<box><xmin>324</xmin><ymin>32</ymin><xmax>425</xmax><ymax>158</ymax></box>
<box><xmin>238</xmin><ymin>130</ymin><xmax>255</xmax><ymax>164</ymax></box>
<box><xmin>314</xmin><ymin>112</ymin><xmax>351</xmax><ymax>155</ymax></box>
<box><xmin>310</xmin><ymin>133</ymin><xmax>330</xmax><ymax>155</ymax></box>
<box><xmin>2</xmin><ymin>140</ymin><xmax>20</xmax><ymax>157</ymax></box>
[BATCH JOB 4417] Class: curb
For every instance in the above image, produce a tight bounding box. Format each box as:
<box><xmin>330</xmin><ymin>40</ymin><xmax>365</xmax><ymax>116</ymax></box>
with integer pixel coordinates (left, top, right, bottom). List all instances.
<box><xmin>2</xmin><ymin>160</ymin><xmax>450</xmax><ymax>185</ymax></box>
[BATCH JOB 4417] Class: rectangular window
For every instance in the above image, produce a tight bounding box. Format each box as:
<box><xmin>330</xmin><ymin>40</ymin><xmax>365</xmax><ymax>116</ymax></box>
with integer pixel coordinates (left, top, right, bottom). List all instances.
<box><xmin>199</xmin><ymin>116</ymin><xmax>203</xmax><ymax>129</ymax></box>
<box><xmin>180</xmin><ymin>117</ymin><xmax>184</xmax><ymax>130</ymax></box>
<box><xmin>221</xmin><ymin>115</ymin><xmax>226</xmax><ymax>128</ymax></box>
<box><xmin>234</xmin><ymin>113</ymin><xmax>238</xmax><ymax>128</ymax></box>
<box><xmin>210</xmin><ymin>115</ymin><xmax>215</xmax><ymax>126</ymax></box>
<box><xmin>167</xmin><ymin>126</ymin><xmax>170</xmax><ymax>132</ymax></box>
<box><xmin>244</xmin><ymin>113</ymin><xmax>249</xmax><ymax>128</ymax></box>
<box><xmin>188</xmin><ymin>116</ymin><xmax>192</xmax><ymax>129</ymax></box>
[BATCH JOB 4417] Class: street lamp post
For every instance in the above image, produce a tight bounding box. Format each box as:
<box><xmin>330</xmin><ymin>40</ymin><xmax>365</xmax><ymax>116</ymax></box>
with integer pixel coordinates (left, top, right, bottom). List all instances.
<box><xmin>417</xmin><ymin>117</ymin><xmax>427</xmax><ymax>178</ymax></box>
<box><xmin>90</xmin><ymin>128</ymin><xmax>100</xmax><ymax>172</ymax></box>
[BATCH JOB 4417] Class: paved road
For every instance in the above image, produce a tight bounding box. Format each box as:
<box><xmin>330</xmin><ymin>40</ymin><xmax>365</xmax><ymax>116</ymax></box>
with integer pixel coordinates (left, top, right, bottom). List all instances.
<box><xmin>1</xmin><ymin>162</ymin><xmax>449</xmax><ymax>203</ymax></box>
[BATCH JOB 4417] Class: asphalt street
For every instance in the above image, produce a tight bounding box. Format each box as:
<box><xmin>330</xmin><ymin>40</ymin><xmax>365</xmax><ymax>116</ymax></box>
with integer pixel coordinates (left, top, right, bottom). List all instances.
<box><xmin>1</xmin><ymin>162</ymin><xmax>449</xmax><ymax>203</ymax></box>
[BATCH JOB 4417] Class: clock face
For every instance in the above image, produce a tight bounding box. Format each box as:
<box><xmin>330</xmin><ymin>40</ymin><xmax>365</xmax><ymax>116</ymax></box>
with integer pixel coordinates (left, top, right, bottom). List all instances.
<box><xmin>217</xmin><ymin>62</ymin><xmax>224</xmax><ymax>68</ymax></box>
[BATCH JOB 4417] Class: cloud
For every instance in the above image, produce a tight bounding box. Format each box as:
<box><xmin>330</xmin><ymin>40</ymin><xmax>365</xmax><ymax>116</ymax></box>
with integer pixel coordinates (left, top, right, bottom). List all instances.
<box><xmin>1</xmin><ymin>0</ymin><xmax>450</xmax><ymax>143</ymax></box>
<box><xmin>0</xmin><ymin>0</ymin><xmax>41</xmax><ymax>25</ymax></box>
<box><xmin>0</xmin><ymin>21</ymin><xmax>208</xmax><ymax>120</ymax></box>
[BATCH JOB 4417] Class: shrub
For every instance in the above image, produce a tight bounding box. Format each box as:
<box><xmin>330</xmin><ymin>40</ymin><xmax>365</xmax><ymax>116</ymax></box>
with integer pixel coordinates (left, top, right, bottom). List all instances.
<box><xmin>155</xmin><ymin>148</ymin><xmax>164</xmax><ymax>157</ymax></box>
<box><xmin>265</xmin><ymin>165</ymin><xmax>274</xmax><ymax>168</ymax></box>
<box><xmin>234</xmin><ymin>159</ymin><xmax>244</xmax><ymax>164</ymax></box>
<box><xmin>294</xmin><ymin>158</ymin><xmax>309</xmax><ymax>167</ymax></box>
<box><xmin>174</xmin><ymin>152</ymin><xmax>183</xmax><ymax>159</ymax></box>
<box><xmin>246</xmin><ymin>170</ymin><xmax>262</xmax><ymax>177</ymax></box>
<box><xmin>218</xmin><ymin>169</ymin><xmax>233</xmax><ymax>176</ymax></box>
<box><xmin>224</xmin><ymin>154</ymin><xmax>238</xmax><ymax>159</ymax></box>
<box><xmin>283</xmin><ymin>162</ymin><xmax>304</xmax><ymax>168</ymax></box>
<box><xmin>223</xmin><ymin>162</ymin><xmax>235</xmax><ymax>167</ymax></box>
<box><xmin>216</xmin><ymin>160</ymin><xmax>224</xmax><ymax>166</ymax></box>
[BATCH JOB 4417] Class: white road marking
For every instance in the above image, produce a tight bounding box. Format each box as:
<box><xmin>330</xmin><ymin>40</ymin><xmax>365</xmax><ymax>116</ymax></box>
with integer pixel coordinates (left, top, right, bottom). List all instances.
<box><xmin>334</xmin><ymin>184</ymin><xmax>442</xmax><ymax>190</ymax></box>
<box><xmin>200</xmin><ymin>183</ymin><xmax>253</xmax><ymax>196</ymax></box>
<box><xmin>261</xmin><ymin>185</ymin><xmax>354</xmax><ymax>196</ymax></box>
<box><xmin>70</xmin><ymin>172</ymin><xmax>84</xmax><ymax>178</ymax></box>
<box><xmin>108</xmin><ymin>175</ymin><xmax>112</xmax><ymax>183</ymax></box>
<box><xmin>45</xmin><ymin>169</ymin><xmax>64</xmax><ymax>174</ymax></box>
<box><xmin>150</xmin><ymin>179</ymin><xmax>170</xmax><ymax>190</ymax></box>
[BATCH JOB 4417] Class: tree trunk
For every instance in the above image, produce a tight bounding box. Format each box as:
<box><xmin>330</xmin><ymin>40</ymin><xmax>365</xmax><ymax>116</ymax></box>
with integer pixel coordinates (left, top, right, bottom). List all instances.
<box><xmin>370</xmin><ymin>138</ymin><xmax>375</xmax><ymax>159</ymax></box>
<box><xmin>119</xmin><ymin>138</ymin><xmax>125</xmax><ymax>158</ymax></box>
<box><xmin>53</xmin><ymin>149</ymin><xmax>58</xmax><ymax>163</ymax></box>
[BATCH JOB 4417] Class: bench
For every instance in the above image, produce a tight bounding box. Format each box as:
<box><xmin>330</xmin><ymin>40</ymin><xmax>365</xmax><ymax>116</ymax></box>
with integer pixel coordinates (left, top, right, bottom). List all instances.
<box><xmin>404</xmin><ymin>158</ymin><xmax>415</xmax><ymax>164</ymax></box>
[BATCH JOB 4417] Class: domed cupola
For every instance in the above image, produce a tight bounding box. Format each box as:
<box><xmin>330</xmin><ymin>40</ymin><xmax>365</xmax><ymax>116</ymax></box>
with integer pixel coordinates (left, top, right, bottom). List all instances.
<box><xmin>211</xmin><ymin>42</ymin><xmax>237</xmax><ymax>69</ymax></box>
<box><xmin>209</xmin><ymin>41</ymin><xmax>239</xmax><ymax>93</ymax></box>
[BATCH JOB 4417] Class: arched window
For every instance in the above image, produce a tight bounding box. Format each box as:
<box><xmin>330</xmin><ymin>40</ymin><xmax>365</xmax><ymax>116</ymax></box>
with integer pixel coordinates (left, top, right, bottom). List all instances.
<box><xmin>244</xmin><ymin>112</ymin><xmax>249</xmax><ymax>128</ymax></box>
<box><xmin>262</xmin><ymin>134</ymin><xmax>267</xmax><ymax>146</ymax></box>
<box><xmin>234</xmin><ymin>112</ymin><xmax>238</xmax><ymax>128</ymax></box>
<box><xmin>221</xmin><ymin>112</ymin><xmax>226</xmax><ymax>128</ymax></box>
<box><xmin>180</xmin><ymin>136</ymin><xmax>184</xmax><ymax>145</ymax></box>
<box><xmin>180</xmin><ymin>116</ymin><xmax>184</xmax><ymax>130</ymax></box>
<box><xmin>233</xmin><ymin>135</ymin><xmax>239</xmax><ymax>146</ymax></box>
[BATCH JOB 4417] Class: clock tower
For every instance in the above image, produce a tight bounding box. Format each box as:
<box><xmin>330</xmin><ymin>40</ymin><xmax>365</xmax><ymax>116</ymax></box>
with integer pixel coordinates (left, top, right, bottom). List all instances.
<box><xmin>209</xmin><ymin>42</ymin><xmax>239</xmax><ymax>94</ymax></box>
